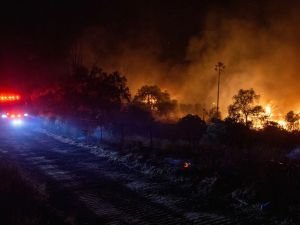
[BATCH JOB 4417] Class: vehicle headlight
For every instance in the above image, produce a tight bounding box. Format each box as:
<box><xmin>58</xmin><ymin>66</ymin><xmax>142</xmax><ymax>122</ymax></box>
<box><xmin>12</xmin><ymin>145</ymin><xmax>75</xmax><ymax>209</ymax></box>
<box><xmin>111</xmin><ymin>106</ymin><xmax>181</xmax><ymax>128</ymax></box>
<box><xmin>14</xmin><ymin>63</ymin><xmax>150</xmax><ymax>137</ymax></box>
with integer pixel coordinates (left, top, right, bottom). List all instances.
<box><xmin>11</xmin><ymin>119</ymin><xmax>23</xmax><ymax>126</ymax></box>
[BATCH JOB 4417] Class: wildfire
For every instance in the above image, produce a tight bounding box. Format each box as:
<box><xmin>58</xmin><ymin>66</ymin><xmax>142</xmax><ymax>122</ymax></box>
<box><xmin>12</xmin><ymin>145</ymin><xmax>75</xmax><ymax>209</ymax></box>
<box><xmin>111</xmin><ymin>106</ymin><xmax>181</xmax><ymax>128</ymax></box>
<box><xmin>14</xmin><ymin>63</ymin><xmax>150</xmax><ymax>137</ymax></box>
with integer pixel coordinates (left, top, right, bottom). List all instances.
<box><xmin>142</xmin><ymin>95</ymin><xmax>158</xmax><ymax>110</ymax></box>
<box><xmin>250</xmin><ymin>104</ymin><xmax>290</xmax><ymax>130</ymax></box>
<box><xmin>261</xmin><ymin>105</ymin><xmax>288</xmax><ymax>129</ymax></box>
<box><xmin>277</xmin><ymin>120</ymin><xmax>287</xmax><ymax>129</ymax></box>
<box><xmin>265</xmin><ymin>105</ymin><xmax>272</xmax><ymax>116</ymax></box>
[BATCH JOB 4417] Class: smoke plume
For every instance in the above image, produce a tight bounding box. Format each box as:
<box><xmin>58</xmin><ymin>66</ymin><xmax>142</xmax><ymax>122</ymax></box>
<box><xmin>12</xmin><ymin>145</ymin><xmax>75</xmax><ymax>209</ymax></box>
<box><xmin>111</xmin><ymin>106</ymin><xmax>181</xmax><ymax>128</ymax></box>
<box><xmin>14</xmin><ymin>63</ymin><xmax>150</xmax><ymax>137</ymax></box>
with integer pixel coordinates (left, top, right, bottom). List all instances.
<box><xmin>77</xmin><ymin>0</ymin><xmax>300</xmax><ymax>117</ymax></box>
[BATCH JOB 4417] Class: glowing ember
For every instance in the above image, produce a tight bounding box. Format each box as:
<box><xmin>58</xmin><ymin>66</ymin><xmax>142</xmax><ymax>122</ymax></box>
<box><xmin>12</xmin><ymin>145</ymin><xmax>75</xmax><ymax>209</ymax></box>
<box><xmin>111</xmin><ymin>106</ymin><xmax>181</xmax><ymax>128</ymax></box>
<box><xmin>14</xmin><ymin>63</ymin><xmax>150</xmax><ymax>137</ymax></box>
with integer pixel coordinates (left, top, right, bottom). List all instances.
<box><xmin>183</xmin><ymin>162</ymin><xmax>191</xmax><ymax>168</ymax></box>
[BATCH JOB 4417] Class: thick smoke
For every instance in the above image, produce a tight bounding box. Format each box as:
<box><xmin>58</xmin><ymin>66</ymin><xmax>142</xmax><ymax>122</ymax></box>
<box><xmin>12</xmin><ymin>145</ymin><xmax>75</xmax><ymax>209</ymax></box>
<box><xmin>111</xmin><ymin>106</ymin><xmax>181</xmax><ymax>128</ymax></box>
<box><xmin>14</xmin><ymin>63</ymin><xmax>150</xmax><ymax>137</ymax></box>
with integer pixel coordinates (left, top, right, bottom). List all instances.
<box><xmin>183</xmin><ymin>1</ymin><xmax>300</xmax><ymax>116</ymax></box>
<box><xmin>79</xmin><ymin>27</ymin><xmax>181</xmax><ymax>96</ymax></box>
<box><xmin>78</xmin><ymin>0</ymin><xmax>300</xmax><ymax>117</ymax></box>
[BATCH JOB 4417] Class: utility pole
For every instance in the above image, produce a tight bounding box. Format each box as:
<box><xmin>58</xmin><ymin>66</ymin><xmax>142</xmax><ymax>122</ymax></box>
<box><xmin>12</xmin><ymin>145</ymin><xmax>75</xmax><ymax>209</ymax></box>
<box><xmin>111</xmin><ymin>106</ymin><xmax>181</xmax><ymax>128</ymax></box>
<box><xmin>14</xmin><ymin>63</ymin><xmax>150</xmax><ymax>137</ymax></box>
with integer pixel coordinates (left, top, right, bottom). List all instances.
<box><xmin>215</xmin><ymin>62</ymin><xmax>225</xmax><ymax>118</ymax></box>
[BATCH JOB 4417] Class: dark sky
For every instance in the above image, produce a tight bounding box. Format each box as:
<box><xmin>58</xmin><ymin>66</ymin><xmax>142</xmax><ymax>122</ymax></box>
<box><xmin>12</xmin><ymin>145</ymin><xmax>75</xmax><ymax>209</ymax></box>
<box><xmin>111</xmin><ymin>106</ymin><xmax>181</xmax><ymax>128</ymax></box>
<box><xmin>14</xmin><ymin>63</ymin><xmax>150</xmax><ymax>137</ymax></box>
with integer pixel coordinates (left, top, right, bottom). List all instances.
<box><xmin>0</xmin><ymin>1</ymin><xmax>202</xmax><ymax>88</ymax></box>
<box><xmin>0</xmin><ymin>1</ymin><xmax>258</xmax><ymax>59</ymax></box>
<box><xmin>0</xmin><ymin>0</ymin><xmax>296</xmax><ymax>92</ymax></box>
<box><xmin>1</xmin><ymin>1</ymin><xmax>208</xmax><ymax>61</ymax></box>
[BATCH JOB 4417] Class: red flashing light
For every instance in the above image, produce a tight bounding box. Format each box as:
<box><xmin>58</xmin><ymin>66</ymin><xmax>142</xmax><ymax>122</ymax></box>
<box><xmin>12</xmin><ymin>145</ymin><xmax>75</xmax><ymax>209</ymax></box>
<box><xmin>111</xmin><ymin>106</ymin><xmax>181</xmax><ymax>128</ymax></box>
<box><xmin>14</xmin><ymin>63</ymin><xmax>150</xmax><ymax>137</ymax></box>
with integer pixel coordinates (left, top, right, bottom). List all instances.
<box><xmin>0</xmin><ymin>95</ymin><xmax>21</xmax><ymax>102</ymax></box>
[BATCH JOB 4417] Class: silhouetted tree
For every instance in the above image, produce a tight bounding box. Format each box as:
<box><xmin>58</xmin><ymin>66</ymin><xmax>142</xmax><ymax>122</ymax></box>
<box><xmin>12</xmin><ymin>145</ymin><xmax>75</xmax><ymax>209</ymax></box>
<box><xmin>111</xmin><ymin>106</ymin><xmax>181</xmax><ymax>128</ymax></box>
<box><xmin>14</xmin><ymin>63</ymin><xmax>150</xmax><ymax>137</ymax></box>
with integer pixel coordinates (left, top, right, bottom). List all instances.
<box><xmin>263</xmin><ymin>121</ymin><xmax>280</xmax><ymax>129</ymax></box>
<box><xmin>285</xmin><ymin>111</ymin><xmax>299</xmax><ymax>131</ymax></box>
<box><xmin>34</xmin><ymin>66</ymin><xmax>131</xmax><ymax>119</ymax></box>
<box><xmin>177</xmin><ymin>114</ymin><xmax>206</xmax><ymax>144</ymax></box>
<box><xmin>207</xmin><ymin>106</ymin><xmax>221</xmax><ymax>122</ymax></box>
<box><xmin>133</xmin><ymin>85</ymin><xmax>177</xmax><ymax>117</ymax></box>
<box><xmin>125</xmin><ymin>104</ymin><xmax>153</xmax><ymax>134</ymax></box>
<box><xmin>228</xmin><ymin>88</ymin><xmax>264</xmax><ymax>126</ymax></box>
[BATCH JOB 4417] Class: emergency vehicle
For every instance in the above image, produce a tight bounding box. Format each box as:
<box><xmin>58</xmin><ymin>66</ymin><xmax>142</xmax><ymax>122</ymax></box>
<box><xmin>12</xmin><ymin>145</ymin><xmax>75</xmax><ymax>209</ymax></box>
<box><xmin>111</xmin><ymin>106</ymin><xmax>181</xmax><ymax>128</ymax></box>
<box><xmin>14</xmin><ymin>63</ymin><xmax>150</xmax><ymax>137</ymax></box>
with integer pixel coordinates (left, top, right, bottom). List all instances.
<box><xmin>0</xmin><ymin>93</ymin><xmax>29</xmax><ymax>126</ymax></box>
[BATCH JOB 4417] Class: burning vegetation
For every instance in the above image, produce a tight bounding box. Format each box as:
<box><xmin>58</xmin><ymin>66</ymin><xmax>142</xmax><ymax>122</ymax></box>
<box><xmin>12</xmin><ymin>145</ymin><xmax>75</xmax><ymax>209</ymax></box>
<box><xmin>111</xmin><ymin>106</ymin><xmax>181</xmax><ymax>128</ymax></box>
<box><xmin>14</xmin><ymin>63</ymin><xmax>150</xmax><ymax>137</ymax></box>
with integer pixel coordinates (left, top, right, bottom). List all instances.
<box><xmin>2</xmin><ymin>1</ymin><xmax>300</xmax><ymax>223</ymax></box>
<box><xmin>32</xmin><ymin>64</ymin><xmax>300</xmax><ymax>224</ymax></box>
<box><xmin>31</xmin><ymin>62</ymin><xmax>300</xmax><ymax>132</ymax></box>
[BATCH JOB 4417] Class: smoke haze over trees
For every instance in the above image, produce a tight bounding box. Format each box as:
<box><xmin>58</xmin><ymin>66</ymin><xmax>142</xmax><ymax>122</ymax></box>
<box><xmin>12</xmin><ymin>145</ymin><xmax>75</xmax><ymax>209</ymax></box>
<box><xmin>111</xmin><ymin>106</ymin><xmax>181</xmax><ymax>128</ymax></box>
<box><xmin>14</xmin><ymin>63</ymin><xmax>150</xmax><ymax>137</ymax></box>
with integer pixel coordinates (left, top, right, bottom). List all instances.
<box><xmin>0</xmin><ymin>0</ymin><xmax>300</xmax><ymax>115</ymax></box>
<box><xmin>75</xmin><ymin>0</ymin><xmax>300</xmax><ymax>115</ymax></box>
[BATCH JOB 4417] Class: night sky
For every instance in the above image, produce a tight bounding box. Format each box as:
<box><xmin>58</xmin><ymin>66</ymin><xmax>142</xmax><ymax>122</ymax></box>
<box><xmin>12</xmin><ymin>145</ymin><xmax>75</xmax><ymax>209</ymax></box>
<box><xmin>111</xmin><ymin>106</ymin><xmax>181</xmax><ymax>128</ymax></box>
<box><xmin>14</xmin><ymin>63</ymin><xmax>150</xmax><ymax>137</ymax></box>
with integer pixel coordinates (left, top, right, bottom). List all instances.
<box><xmin>0</xmin><ymin>1</ymin><xmax>209</xmax><ymax>64</ymax></box>
<box><xmin>0</xmin><ymin>1</ymin><xmax>274</xmax><ymax>65</ymax></box>
<box><xmin>1</xmin><ymin>0</ymin><xmax>299</xmax><ymax>113</ymax></box>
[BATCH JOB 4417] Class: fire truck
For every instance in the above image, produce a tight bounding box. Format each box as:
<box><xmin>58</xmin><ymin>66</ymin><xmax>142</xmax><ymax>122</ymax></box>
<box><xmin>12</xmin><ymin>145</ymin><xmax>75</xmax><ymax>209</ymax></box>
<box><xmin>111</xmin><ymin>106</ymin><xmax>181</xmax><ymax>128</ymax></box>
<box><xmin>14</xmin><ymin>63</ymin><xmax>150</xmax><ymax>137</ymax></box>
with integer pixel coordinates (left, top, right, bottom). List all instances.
<box><xmin>0</xmin><ymin>93</ymin><xmax>29</xmax><ymax>126</ymax></box>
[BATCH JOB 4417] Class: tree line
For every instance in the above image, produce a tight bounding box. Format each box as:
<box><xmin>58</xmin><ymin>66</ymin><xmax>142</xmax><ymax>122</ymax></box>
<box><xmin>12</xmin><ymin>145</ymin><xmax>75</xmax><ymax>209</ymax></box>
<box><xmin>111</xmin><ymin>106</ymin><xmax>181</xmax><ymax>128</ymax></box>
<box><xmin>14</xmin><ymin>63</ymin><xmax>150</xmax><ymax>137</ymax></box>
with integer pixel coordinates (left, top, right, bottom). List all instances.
<box><xmin>31</xmin><ymin>65</ymin><xmax>299</xmax><ymax>133</ymax></box>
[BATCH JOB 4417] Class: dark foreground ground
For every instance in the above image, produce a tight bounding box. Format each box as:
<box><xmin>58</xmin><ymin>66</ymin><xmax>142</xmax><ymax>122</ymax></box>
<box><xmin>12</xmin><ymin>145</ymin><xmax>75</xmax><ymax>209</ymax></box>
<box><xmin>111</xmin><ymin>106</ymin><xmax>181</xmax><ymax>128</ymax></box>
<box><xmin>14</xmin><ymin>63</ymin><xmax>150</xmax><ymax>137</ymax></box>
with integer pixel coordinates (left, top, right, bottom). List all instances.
<box><xmin>0</xmin><ymin>122</ymin><xmax>241</xmax><ymax>225</ymax></box>
<box><xmin>0</xmin><ymin>121</ymin><xmax>296</xmax><ymax>225</ymax></box>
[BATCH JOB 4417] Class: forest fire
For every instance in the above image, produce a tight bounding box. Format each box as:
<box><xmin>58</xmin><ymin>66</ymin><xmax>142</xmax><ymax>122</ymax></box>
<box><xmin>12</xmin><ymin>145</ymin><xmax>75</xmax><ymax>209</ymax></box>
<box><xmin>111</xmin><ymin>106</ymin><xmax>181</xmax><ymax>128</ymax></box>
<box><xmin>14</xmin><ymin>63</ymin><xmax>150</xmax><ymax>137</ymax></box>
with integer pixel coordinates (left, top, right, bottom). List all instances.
<box><xmin>261</xmin><ymin>105</ymin><xmax>287</xmax><ymax>129</ymax></box>
<box><xmin>265</xmin><ymin>105</ymin><xmax>272</xmax><ymax>116</ymax></box>
<box><xmin>277</xmin><ymin>120</ymin><xmax>288</xmax><ymax>129</ymax></box>
<box><xmin>253</xmin><ymin>104</ymin><xmax>296</xmax><ymax>130</ymax></box>
<box><xmin>1</xmin><ymin>1</ymin><xmax>300</xmax><ymax>224</ymax></box>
